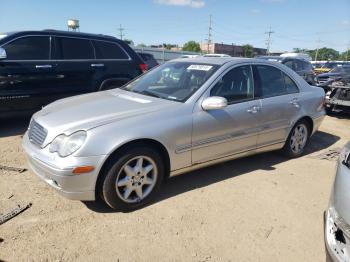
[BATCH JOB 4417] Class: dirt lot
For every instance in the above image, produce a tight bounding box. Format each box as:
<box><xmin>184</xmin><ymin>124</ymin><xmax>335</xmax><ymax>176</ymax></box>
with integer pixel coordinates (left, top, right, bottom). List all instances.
<box><xmin>0</xmin><ymin>114</ymin><xmax>349</xmax><ymax>262</ymax></box>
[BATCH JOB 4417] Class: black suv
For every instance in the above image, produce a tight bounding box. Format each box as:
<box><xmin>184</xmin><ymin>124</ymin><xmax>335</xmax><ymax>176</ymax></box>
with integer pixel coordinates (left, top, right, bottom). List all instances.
<box><xmin>0</xmin><ymin>30</ymin><xmax>146</xmax><ymax>117</ymax></box>
<box><xmin>256</xmin><ymin>56</ymin><xmax>315</xmax><ymax>85</ymax></box>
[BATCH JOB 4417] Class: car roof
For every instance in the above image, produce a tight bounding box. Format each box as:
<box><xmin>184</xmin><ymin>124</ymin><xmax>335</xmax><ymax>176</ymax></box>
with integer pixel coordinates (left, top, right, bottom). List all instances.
<box><xmin>172</xmin><ymin>56</ymin><xmax>254</xmax><ymax>65</ymax></box>
<box><xmin>2</xmin><ymin>30</ymin><xmax>119</xmax><ymax>42</ymax></box>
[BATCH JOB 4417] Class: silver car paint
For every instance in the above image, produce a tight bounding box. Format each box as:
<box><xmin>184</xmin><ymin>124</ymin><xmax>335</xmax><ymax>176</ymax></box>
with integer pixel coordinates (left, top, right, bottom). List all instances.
<box><xmin>22</xmin><ymin>57</ymin><xmax>326</xmax><ymax>201</ymax></box>
<box><xmin>325</xmin><ymin>142</ymin><xmax>350</xmax><ymax>261</ymax></box>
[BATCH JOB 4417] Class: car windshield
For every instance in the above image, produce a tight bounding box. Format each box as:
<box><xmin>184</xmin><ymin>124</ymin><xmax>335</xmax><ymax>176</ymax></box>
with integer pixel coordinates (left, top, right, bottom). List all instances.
<box><xmin>122</xmin><ymin>62</ymin><xmax>219</xmax><ymax>102</ymax></box>
<box><xmin>0</xmin><ymin>34</ymin><xmax>8</xmax><ymax>40</ymax></box>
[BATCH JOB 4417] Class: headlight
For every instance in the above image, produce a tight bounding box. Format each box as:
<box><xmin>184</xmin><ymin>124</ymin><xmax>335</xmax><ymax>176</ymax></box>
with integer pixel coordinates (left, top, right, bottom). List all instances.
<box><xmin>339</xmin><ymin>144</ymin><xmax>350</xmax><ymax>168</ymax></box>
<box><xmin>49</xmin><ymin>131</ymin><xmax>87</xmax><ymax>157</ymax></box>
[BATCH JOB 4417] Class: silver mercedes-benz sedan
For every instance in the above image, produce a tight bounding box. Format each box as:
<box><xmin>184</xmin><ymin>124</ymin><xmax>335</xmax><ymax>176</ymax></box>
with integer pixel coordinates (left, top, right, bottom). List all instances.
<box><xmin>325</xmin><ymin>142</ymin><xmax>350</xmax><ymax>261</ymax></box>
<box><xmin>23</xmin><ymin>57</ymin><xmax>325</xmax><ymax>210</ymax></box>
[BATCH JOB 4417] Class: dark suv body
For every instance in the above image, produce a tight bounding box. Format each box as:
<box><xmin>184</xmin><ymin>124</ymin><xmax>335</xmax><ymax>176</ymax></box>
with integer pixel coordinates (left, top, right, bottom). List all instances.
<box><xmin>136</xmin><ymin>52</ymin><xmax>159</xmax><ymax>69</ymax></box>
<box><xmin>0</xmin><ymin>30</ymin><xmax>146</xmax><ymax>117</ymax></box>
<box><xmin>256</xmin><ymin>56</ymin><xmax>315</xmax><ymax>85</ymax></box>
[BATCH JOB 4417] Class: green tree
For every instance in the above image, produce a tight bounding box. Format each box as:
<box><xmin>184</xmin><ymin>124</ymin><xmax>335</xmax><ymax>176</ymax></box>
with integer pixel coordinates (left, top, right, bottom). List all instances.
<box><xmin>162</xmin><ymin>43</ymin><xmax>173</xmax><ymax>50</ymax></box>
<box><xmin>313</xmin><ymin>47</ymin><xmax>339</xmax><ymax>60</ymax></box>
<box><xmin>137</xmin><ymin>43</ymin><xmax>147</xmax><ymax>48</ymax></box>
<box><xmin>340</xmin><ymin>49</ymin><xmax>350</xmax><ymax>61</ymax></box>
<box><xmin>242</xmin><ymin>44</ymin><xmax>254</xmax><ymax>57</ymax></box>
<box><xmin>182</xmin><ymin>41</ymin><xmax>201</xmax><ymax>52</ymax></box>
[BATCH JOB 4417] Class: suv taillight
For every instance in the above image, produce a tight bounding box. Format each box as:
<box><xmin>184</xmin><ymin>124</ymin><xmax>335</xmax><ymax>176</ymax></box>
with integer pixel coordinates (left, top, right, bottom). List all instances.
<box><xmin>139</xmin><ymin>63</ymin><xmax>148</xmax><ymax>73</ymax></box>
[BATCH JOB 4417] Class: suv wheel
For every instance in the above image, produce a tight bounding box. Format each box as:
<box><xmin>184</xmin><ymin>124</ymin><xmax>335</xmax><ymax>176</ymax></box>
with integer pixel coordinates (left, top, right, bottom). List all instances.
<box><xmin>100</xmin><ymin>147</ymin><xmax>164</xmax><ymax>211</ymax></box>
<box><xmin>282</xmin><ymin>120</ymin><xmax>310</xmax><ymax>158</ymax></box>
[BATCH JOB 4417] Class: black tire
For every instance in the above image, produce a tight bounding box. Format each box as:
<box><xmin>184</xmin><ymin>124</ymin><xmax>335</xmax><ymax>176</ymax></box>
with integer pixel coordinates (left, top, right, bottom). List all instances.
<box><xmin>100</xmin><ymin>147</ymin><xmax>164</xmax><ymax>211</ymax></box>
<box><xmin>282</xmin><ymin>119</ymin><xmax>310</xmax><ymax>158</ymax></box>
<box><xmin>325</xmin><ymin>105</ymin><xmax>334</xmax><ymax>115</ymax></box>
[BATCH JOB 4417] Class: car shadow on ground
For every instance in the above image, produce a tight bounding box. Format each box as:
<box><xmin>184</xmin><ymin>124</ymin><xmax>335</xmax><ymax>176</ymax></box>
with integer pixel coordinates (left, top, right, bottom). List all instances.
<box><xmin>0</xmin><ymin>116</ymin><xmax>31</xmax><ymax>138</ymax></box>
<box><xmin>327</xmin><ymin>111</ymin><xmax>350</xmax><ymax>120</ymax></box>
<box><xmin>84</xmin><ymin>130</ymin><xmax>340</xmax><ymax>213</ymax></box>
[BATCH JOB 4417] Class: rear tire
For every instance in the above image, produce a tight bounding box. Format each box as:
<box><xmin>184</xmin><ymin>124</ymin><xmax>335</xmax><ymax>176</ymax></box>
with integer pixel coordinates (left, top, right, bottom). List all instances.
<box><xmin>100</xmin><ymin>147</ymin><xmax>164</xmax><ymax>211</ymax></box>
<box><xmin>282</xmin><ymin>120</ymin><xmax>310</xmax><ymax>158</ymax></box>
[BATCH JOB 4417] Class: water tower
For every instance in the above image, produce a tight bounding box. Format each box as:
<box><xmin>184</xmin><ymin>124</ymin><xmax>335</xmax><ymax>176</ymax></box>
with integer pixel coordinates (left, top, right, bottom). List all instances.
<box><xmin>67</xmin><ymin>19</ymin><xmax>80</xmax><ymax>31</ymax></box>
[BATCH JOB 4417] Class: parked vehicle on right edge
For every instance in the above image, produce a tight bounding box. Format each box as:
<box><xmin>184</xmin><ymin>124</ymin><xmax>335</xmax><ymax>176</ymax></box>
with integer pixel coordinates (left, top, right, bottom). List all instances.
<box><xmin>325</xmin><ymin>141</ymin><xmax>350</xmax><ymax>262</ymax></box>
<box><xmin>325</xmin><ymin>79</ymin><xmax>350</xmax><ymax>114</ymax></box>
<box><xmin>256</xmin><ymin>56</ymin><xmax>316</xmax><ymax>85</ymax></box>
<box><xmin>0</xmin><ymin>30</ymin><xmax>146</xmax><ymax>118</ymax></box>
<box><xmin>315</xmin><ymin>65</ymin><xmax>350</xmax><ymax>89</ymax></box>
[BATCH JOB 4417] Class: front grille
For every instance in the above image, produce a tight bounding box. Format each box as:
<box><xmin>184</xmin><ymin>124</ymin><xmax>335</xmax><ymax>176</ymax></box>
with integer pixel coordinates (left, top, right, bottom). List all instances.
<box><xmin>28</xmin><ymin>120</ymin><xmax>48</xmax><ymax>147</ymax></box>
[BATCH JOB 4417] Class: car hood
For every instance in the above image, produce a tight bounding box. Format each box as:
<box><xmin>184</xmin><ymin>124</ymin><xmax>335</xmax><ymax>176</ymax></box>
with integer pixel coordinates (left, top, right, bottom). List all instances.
<box><xmin>33</xmin><ymin>89</ymin><xmax>178</xmax><ymax>144</ymax></box>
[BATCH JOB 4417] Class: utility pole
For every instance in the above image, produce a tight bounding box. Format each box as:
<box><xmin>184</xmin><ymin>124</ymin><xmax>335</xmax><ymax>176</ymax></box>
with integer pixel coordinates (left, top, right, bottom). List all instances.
<box><xmin>118</xmin><ymin>24</ymin><xmax>125</xmax><ymax>40</ymax></box>
<box><xmin>265</xmin><ymin>27</ymin><xmax>274</xmax><ymax>55</ymax></box>
<box><xmin>314</xmin><ymin>38</ymin><xmax>322</xmax><ymax>61</ymax></box>
<box><xmin>205</xmin><ymin>15</ymin><xmax>212</xmax><ymax>54</ymax></box>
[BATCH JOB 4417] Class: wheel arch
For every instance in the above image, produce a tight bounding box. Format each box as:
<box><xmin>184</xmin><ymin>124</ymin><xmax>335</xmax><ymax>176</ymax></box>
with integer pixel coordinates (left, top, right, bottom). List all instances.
<box><xmin>95</xmin><ymin>138</ymin><xmax>171</xmax><ymax>198</ymax></box>
<box><xmin>297</xmin><ymin>116</ymin><xmax>314</xmax><ymax>136</ymax></box>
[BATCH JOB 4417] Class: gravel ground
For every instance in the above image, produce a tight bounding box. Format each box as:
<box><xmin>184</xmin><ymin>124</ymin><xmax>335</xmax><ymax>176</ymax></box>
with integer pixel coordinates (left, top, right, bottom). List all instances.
<box><xmin>0</xmin><ymin>114</ymin><xmax>349</xmax><ymax>262</ymax></box>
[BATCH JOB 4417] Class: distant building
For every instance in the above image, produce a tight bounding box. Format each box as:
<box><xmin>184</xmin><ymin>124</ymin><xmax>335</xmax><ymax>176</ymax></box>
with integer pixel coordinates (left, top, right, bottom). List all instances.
<box><xmin>200</xmin><ymin>43</ymin><xmax>267</xmax><ymax>57</ymax></box>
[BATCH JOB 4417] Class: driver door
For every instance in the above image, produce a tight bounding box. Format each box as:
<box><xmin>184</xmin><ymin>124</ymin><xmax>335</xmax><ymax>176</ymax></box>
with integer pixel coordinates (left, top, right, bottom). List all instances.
<box><xmin>192</xmin><ymin>65</ymin><xmax>261</xmax><ymax>164</ymax></box>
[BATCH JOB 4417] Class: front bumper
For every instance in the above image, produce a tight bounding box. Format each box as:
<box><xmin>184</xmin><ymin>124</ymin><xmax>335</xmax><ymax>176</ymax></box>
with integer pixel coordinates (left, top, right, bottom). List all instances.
<box><xmin>22</xmin><ymin>131</ymin><xmax>107</xmax><ymax>201</ymax></box>
<box><xmin>324</xmin><ymin>208</ymin><xmax>350</xmax><ymax>262</ymax></box>
<box><xmin>325</xmin><ymin>158</ymin><xmax>350</xmax><ymax>262</ymax></box>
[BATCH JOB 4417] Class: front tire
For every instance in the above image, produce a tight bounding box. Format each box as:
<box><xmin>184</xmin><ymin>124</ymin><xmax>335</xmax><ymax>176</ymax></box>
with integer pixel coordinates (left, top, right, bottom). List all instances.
<box><xmin>282</xmin><ymin>120</ymin><xmax>310</xmax><ymax>158</ymax></box>
<box><xmin>100</xmin><ymin>147</ymin><xmax>164</xmax><ymax>211</ymax></box>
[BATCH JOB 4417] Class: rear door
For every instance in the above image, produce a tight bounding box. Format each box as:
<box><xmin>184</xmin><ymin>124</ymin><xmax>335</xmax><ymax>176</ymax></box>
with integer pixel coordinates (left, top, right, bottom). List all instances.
<box><xmin>92</xmin><ymin>40</ymin><xmax>136</xmax><ymax>89</ymax></box>
<box><xmin>52</xmin><ymin>36</ymin><xmax>96</xmax><ymax>97</ymax></box>
<box><xmin>254</xmin><ymin>64</ymin><xmax>301</xmax><ymax>148</ymax></box>
<box><xmin>0</xmin><ymin>35</ymin><xmax>57</xmax><ymax>113</ymax></box>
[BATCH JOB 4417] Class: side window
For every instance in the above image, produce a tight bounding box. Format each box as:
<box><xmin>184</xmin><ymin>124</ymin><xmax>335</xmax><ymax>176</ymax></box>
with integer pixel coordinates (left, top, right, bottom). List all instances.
<box><xmin>210</xmin><ymin>65</ymin><xmax>254</xmax><ymax>103</ymax></box>
<box><xmin>4</xmin><ymin>36</ymin><xmax>50</xmax><ymax>60</ymax></box>
<box><xmin>56</xmin><ymin>37</ymin><xmax>94</xmax><ymax>59</ymax></box>
<box><xmin>93</xmin><ymin>40</ymin><xmax>129</xmax><ymax>59</ymax></box>
<box><xmin>283</xmin><ymin>73</ymin><xmax>299</xmax><ymax>94</ymax></box>
<box><xmin>295</xmin><ymin>60</ymin><xmax>304</xmax><ymax>71</ymax></box>
<box><xmin>256</xmin><ymin>65</ymin><xmax>286</xmax><ymax>97</ymax></box>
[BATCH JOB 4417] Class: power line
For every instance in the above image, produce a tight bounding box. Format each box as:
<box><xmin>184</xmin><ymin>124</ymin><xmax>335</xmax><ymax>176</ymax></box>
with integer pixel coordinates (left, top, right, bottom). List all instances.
<box><xmin>205</xmin><ymin>15</ymin><xmax>212</xmax><ymax>53</ymax></box>
<box><xmin>118</xmin><ymin>24</ymin><xmax>125</xmax><ymax>40</ymax></box>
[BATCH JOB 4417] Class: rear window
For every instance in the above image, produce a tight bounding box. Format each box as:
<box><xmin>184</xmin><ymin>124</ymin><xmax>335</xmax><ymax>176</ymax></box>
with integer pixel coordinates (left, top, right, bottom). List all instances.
<box><xmin>93</xmin><ymin>40</ymin><xmax>129</xmax><ymax>59</ymax></box>
<box><xmin>55</xmin><ymin>37</ymin><xmax>94</xmax><ymax>60</ymax></box>
<box><xmin>3</xmin><ymin>36</ymin><xmax>50</xmax><ymax>60</ymax></box>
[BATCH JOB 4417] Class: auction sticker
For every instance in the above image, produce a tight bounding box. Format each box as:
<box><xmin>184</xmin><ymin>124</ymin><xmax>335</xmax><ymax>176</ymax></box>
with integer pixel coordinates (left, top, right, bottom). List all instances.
<box><xmin>187</xmin><ymin>65</ymin><xmax>213</xmax><ymax>71</ymax></box>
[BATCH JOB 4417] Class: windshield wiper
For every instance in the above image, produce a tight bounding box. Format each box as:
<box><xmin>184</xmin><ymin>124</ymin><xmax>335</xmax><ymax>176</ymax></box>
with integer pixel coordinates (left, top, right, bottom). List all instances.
<box><xmin>136</xmin><ymin>90</ymin><xmax>163</xmax><ymax>99</ymax></box>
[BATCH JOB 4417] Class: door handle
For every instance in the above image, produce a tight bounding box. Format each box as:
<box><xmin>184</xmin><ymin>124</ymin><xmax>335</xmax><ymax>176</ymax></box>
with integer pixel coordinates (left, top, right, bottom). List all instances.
<box><xmin>247</xmin><ymin>106</ymin><xmax>260</xmax><ymax>114</ymax></box>
<box><xmin>35</xmin><ymin>64</ymin><xmax>52</xmax><ymax>69</ymax></box>
<box><xmin>91</xmin><ymin>63</ymin><xmax>105</xmax><ymax>68</ymax></box>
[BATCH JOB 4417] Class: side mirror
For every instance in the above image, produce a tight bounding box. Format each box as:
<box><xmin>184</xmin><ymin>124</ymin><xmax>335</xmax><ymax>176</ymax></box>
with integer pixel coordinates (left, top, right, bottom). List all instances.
<box><xmin>0</xmin><ymin>47</ymin><xmax>6</xmax><ymax>60</ymax></box>
<box><xmin>201</xmin><ymin>96</ymin><xmax>228</xmax><ymax>111</ymax></box>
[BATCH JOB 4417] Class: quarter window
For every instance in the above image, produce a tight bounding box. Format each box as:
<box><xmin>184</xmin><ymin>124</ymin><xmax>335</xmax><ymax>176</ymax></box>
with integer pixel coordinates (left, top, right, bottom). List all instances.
<box><xmin>55</xmin><ymin>37</ymin><xmax>94</xmax><ymax>59</ymax></box>
<box><xmin>284</xmin><ymin>74</ymin><xmax>299</xmax><ymax>93</ymax></box>
<box><xmin>4</xmin><ymin>36</ymin><xmax>50</xmax><ymax>60</ymax></box>
<box><xmin>93</xmin><ymin>40</ymin><xmax>128</xmax><ymax>59</ymax></box>
<box><xmin>210</xmin><ymin>65</ymin><xmax>254</xmax><ymax>103</ymax></box>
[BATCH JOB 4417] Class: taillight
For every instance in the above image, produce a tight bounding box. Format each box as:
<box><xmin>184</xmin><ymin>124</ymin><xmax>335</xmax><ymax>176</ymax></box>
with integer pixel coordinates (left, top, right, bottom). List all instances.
<box><xmin>139</xmin><ymin>63</ymin><xmax>148</xmax><ymax>73</ymax></box>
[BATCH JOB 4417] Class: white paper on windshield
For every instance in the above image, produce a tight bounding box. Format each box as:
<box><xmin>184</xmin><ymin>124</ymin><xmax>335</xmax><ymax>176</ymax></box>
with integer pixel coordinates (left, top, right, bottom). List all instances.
<box><xmin>187</xmin><ymin>65</ymin><xmax>213</xmax><ymax>71</ymax></box>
